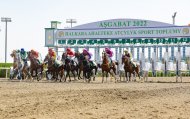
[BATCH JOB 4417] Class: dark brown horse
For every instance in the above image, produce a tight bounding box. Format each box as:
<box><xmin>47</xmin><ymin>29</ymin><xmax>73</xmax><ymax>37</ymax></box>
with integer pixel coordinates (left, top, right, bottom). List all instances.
<box><xmin>44</xmin><ymin>55</ymin><xmax>64</xmax><ymax>82</ymax></box>
<box><xmin>61</xmin><ymin>52</ymin><xmax>78</xmax><ymax>82</ymax></box>
<box><xmin>28</xmin><ymin>51</ymin><xmax>44</xmax><ymax>81</ymax></box>
<box><xmin>75</xmin><ymin>52</ymin><xmax>98</xmax><ymax>82</ymax></box>
<box><xmin>122</xmin><ymin>55</ymin><xmax>141</xmax><ymax>82</ymax></box>
<box><xmin>74</xmin><ymin>52</ymin><xmax>83</xmax><ymax>80</ymax></box>
<box><xmin>99</xmin><ymin>51</ymin><xmax>118</xmax><ymax>83</ymax></box>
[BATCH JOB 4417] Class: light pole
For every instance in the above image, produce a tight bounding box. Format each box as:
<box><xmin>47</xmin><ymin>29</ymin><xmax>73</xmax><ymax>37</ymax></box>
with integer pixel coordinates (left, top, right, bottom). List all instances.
<box><xmin>66</xmin><ymin>19</ymin><xmax>77</xmax><ymax>28</ymax></box>
<box><xmin>1</xmin><ymin>17</ymin><xmax>12</xmax><ymax>63</ymax></box>
<box><xmin>172</xmin><ymin>12</ymin><xmax>177</xmax><ymax>25</ymax></box>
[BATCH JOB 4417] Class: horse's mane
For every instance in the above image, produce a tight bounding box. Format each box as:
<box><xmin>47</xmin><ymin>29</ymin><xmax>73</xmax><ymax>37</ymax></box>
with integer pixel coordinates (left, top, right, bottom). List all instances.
<box><xmin>11</xmin><ymin>49</ymin><xmax>19</xmax><ymax>56</ymax></box>
<box><xmin>102</xmin><ymin>52</ymin><xmax>109</xmax><ymax>64</ymax></box>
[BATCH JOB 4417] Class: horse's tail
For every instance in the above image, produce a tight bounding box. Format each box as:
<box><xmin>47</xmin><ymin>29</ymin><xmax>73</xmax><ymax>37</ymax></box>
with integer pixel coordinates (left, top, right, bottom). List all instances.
<box><xmin>94</xmin><ymin>66</ymin><xmax>98</xmax><ymax>75</ymax></box>
<box><xmin>136</xmin><ymin>64</ymin><xmax>141</xmax><ymax>79</ymax></box>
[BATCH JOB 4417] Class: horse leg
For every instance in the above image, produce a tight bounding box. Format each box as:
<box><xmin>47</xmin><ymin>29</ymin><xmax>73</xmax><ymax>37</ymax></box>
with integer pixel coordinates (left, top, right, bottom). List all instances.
<box><xmin>113</xmin><ymin>67</ymin><xmax>116</xmax><ymax>76</ymax></box>
<box><xmin>72</xmin><ymin>70</ymin><xmax>76</xmax><ymax>81</ymax></box>
<box><xmin>132</xmin><ymin>72</ymin><xmax>136</xmax><ymax>82</ymax></box>
<box><xmin>59</xmin><ymin>69</ymin><xmax>64</xmax><ymax>82</ymax></box>
<box><xmin>59</xmin><ymin>67</ymin><xmax>65</xmax><ymax>82</ymax></box>
<box><xmin>137</xmin><ymin>71</ymin><xmax>141</xmax><ymax>81</ymax></box>
<box><xmin>93</xmin><ymin>66</ymin><xmax>97</xmax><ymax>81</ymax></box>
<box><xmin>25</xmin><ymin>67</ymin><xmax>30</xmax><ymax>80</ymax></box>
<box><xmin>119</xmin><ymin>69</ymin><xmax>122</xmax><ymax>82</ymax></box>
<box><xmin>30</xmin><ymin>69</ymin><xmax>34</xmax><ymax>81</ymax></box>
<box><xmin>55</xmin><ymin>70</ymin><xmax>58</xmax><ymax>81</ymax></box>
<box><xmin>77</xmin><ymin>69</ymin><xmax>80</xmax><ymax>80</ymax></box>
<box><xmin>21</xmin><ymin>70</ymin><xmax>25</xmax><ymax>80</ymax></box>
<box><xmin>92</xmin><ymin>67</ymin><xmax>96</xmax><ymax>81</ymax></box>
<box><xmin>102</xmin><ymin>70</ymin><xmax>104</xmax><ymax>83</ymax></box>
<box><xmin>19</xmin><ymin>69</ymin><xmax>23</xmax><ymax>81</ymax></box>
<box><xmin>84</xmin><ymin>69</ymin><xmax>89</xmax><ymax>82</ymax></box>
<box><xmin>53</xmin><ymin>70</ymin><xmax>57</xmax><ymax>82</ymax></box>
<box><xmin>75</xmin><ymin>68</ymin><xmax>79</xmax><ymax>79</ymax></box>
<box><xmin>39</xmin><ymin>66</ymin><xmax>43</xmax><ymax>80</ymax></box>
<box><xmin>112</xmin><ymin>68</ymin><xmax>117</xmax><ymax>83</ymax></box>
<box><xmin>112</xmin><ymin>69</ymin><xmax>117</xmax><ymax>83</ymax></box>
<box><xmin>91</xmin><ymin>68</ymin><xmax>95</xmax><ymax>81</ymax></box>
<box><xmin>64</xmin><ymin>70</ymin><xmax>69</xmax><ymax>82</ymax></box>
<box><xmin>80</xmin><ymin>69</ymin><xmax>84</xmax><ymax>80</ymax></box>
<box><xmin>106</xmin><ymin>71</ymin><xmax>108</xmax><ymax>83</ymax></box>
<box><xmin>45</xmin><ymin>70</ymin><xmax>48</xmax><ymax>80</ymax></box>
<box><xmin>78</xmin><ymin>69</ymin><xmax>83</xmax><ymax>80</ymax></box>
<box><xmin>125</xmin><ymin>71</ymin><xmax>128</xmax><ymax>82</ymax></box>
<box><xmin>138</xmin><ymin>72</ymin><xmax>141</xmax><ymax>80</ymax></box>
<box><xmin>129</xmin><ymin>73</ymin><xmax>131</xmax><ymax>82</ymax></box>
<box><xmin>82</xmin><ymin>70</ymin><xmax>85</xmax><ymax>82</ymax></box>
<box><xmin>68</xmin><ymin>70</ymin><xmax>71</xmax><ymax>82</ymax></box>
<box><xmin>24</xmin><ymin>68</ymin><xmax>29</xmax><ymax>80</ymax></box>
<box><xmin>37</xmin><ymin>68</ymin><xmax>41</xmax><ymax>81</ymax></box>
<box><xmin>35</xmin><ymin>69</ymin><xmax>37</xmax><ymax>78</ymax></box>
<box><xmin>78</xmin><ymin>69</ymin><xmax>81</xmax><ymax>80</ymax></box>
<box><xmin>87</xmin><ymin>70</ymin><xmax>91</xmax><ymax>83</ymax></box>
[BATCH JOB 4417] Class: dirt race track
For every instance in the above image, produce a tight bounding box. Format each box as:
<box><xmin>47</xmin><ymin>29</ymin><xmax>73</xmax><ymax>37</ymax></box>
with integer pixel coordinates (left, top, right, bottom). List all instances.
<box><xmin>0</xmin><ymin>77</ymin><xmax>190</xmax><ymax>119</ymax></box>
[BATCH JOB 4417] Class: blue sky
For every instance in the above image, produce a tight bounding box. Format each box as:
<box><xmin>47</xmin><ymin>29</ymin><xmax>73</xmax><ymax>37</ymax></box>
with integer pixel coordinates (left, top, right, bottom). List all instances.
<box><xmin>0</xmin><ymin>0</ymin><xmax>190</xmax><ymax>62</ymax></box>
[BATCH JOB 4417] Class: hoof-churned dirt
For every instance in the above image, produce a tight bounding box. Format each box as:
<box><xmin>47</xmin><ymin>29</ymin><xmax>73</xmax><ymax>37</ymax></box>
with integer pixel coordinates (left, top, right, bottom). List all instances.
<box><xmin>0</xmin><ymin>77</ymin><xmax>190</xmax><ymax>119</ymax></box>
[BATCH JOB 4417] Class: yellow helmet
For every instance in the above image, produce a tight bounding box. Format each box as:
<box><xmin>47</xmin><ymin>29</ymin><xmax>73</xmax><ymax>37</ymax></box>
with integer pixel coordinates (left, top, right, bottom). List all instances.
<box><xmin>124</xmin><ymin>49</ymin><xmax>128</xmax><ymax>53</ymax></box>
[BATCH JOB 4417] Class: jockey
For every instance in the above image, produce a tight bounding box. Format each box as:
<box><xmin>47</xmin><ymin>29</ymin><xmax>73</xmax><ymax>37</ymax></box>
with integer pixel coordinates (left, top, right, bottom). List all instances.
<box><xmin>48</xmin><ymin>48</ymin><xmax>63</xmax><ymax>67</ymax></box>
<box><xmin>123</xmin><ymin>49</ymin><xmax>136</xmax><ymax>67</ymax></box>
<box><xmin>48</xmin><ymin>48</ymin><xmax>56</xmax><ymax>60</ymax></box>
<box><xmin>105</xmin><ymin>47</ymin><xmax>113</xmax><ymax>65</ymax></box>
<box><xmin>82</xmin><ymin>48</ymin><xmax>93</xmax><ymax>66</ymax></box>
<box><xmin>123</xmin><ymin>49</ymin><xmax>132</xmax><ymax>60</ymax></box>
<box><xmin>20</xmin><ymin>48</ymin><xmax>27</xmax><ymax>64</ymax></box>
<box><xmin>66</xmin><ymin>48</ymin><xmax>75</xmax><ymax>60</ymax></box>
<box><xmin>31</xmin><ymin>49</ymin><xmax>41</xmax><ymax>64</ymax></box>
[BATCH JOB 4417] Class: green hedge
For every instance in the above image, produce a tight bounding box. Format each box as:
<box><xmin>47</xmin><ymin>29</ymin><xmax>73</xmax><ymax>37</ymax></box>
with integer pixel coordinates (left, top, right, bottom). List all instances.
<box><xmin>0</xmin><ymin>63</ymin><xmax>13</xmax><ymax>78</ymax></box>
<box><xmin>0</xmin><ymin>63</ymin><xmax>13</xmax><ymax>67</ymax></box>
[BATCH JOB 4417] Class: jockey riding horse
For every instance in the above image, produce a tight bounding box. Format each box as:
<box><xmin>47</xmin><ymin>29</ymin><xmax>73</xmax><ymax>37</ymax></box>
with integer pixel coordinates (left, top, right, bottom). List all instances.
<box><xmin>61</xmin><ymin>48</ymin><xmax>78</xmax><ymax>82</ymax></box>
<box><xmin>122</xmin><ymin>49</ymin><xmax>140</xmax><ymax>82</ymax></box>
<box><xmin>10</xmin><ymin>49</ymin><xmax>28</xmax><ymax>80</ymax></box>
<box><xmin>75</xmin><ymin>49</ymin><xmax>98</xmax><ymax>82</ymax></box>
<box><xmin>28</xmin><ymin>50</ymin><xmax>44</xmax><ymax>81</ymax></box>
<box><xmin>44</xmin><ymin>49</ymin><xmax>64</xmax><ymax>82</ymax></box>
<box><xmin>100</xmin><ymin>50</ymin><xmax>118</xmax><ymax>83</ymax></box>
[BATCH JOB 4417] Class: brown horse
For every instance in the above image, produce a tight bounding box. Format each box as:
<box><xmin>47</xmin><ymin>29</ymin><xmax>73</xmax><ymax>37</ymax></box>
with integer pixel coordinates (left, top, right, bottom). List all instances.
<box><xmin>28</xmin><ymin>51</ymin><xmax>44</xmax><ymax>81</ymax></box>
<box><xmin>99</xmin><ymin>51</ymin><xmax>118</xmax><ymax>83</ymax></box>
<box><xmin>44</xmin><ymin>55</ymin><xmax>64</xmax><ymax>82</ymax></box>
<box><xmin>122</xmin><ymin>55</ymin><xmax>141</xmax><ymax>82</ymax></box>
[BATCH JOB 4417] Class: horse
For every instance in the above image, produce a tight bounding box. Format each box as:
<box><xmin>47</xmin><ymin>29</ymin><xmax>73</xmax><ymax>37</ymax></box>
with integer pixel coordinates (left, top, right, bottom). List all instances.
<box><xmin>122</xmin><ymin>55</ymin><xmax>141</xmax><ymax>82</ymax></box>
<box><xmin>10</xmin><ymin>50</ymin><xmax>29</xmax><ymax>80</ymax></box>
<box><xmin>27</xmin><ymin>51</ymin><xmax>44</xmax><ymax>81</ymax></box>
<box><xmin>61</xmin><ymin>52</ymin><xmax>78</xmax><ymax>82</ymax></box>
<box><xmin>75</xmin><ymin>52</ymin><xmax>98</xmax><ymax>82</ymax></box>
<box><xmin>44</xmin><ymin>55</ymin><xmax>64</xmax><ymax>82</ymax></box>
<box><xmin>98</xmin><ymin>51</ymin><xmax>118</xmax><ymax>83</ymax></box>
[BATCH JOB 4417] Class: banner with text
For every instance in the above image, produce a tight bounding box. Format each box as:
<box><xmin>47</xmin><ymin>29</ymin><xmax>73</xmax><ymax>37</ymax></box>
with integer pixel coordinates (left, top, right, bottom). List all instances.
<box><xmin>56</xmin><ymin>26</ymin><xmax>190</xmax><ymax>39</ymax></box>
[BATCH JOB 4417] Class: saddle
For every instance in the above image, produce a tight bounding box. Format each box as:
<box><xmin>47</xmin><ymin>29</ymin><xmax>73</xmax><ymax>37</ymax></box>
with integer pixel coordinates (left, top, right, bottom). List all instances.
<box><xmin>130</xmin><ymin>61</ymin><xmax>137</xmax><ymax>68</ymax></box>
<box><xmin>54</xmin><ymin>60</ymin><xmax>63</xmax><ymax>67</ymax></box>
<box><xmin>89</xmin><ymin>61</ymin><xmax>95</xmax><ymax>67</ymax></box>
